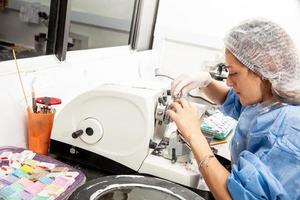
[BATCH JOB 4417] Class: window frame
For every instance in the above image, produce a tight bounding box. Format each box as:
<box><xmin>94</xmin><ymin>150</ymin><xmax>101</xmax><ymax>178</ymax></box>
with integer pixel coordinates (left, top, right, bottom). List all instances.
<box><xmin>47</xmin><ymin>0</ymin><xmax>159</xmax><ymax>61</ymax></box>
<box><xmin>47</xmin><ymin>0</ymin><xmax>71</xmax><ymax>61</ymax></box>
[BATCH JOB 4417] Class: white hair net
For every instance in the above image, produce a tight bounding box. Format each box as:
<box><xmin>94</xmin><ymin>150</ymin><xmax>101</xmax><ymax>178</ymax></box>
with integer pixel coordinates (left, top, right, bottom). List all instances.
<box><xmin>224</xmin><ymin>18</ymin><xmax>300</xmax><ymax>105</ymax></box>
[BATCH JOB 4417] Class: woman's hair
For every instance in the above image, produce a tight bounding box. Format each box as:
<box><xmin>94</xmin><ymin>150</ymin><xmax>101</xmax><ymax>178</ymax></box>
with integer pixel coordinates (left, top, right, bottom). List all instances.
<box><xmin>224</xmin><ymin>18</ymin><xmax>300</xmax><ymax>104</ymax></box>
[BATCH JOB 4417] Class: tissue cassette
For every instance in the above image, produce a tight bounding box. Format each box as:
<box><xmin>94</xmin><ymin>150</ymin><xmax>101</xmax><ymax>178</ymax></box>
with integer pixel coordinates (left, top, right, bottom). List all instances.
<box><xmin>201</xmin><ymin>111</ymin><xmax>236</xmax><ymax>140</ymax></box>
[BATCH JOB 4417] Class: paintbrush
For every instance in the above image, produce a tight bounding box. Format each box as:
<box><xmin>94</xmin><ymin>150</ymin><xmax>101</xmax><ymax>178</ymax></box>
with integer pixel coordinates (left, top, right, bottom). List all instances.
<box><xmin>12</xmin><ymin>49</ymin><xmax>31</xmax><ymax>112</ymax></box>
<box><xmin>31</xmin><ymin>77</ymin><xmax>37</xmax><ymax>113</ymax></box>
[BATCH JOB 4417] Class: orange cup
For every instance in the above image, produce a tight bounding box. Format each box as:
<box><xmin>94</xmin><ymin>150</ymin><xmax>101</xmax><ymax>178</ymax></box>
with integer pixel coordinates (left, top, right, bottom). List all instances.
<box><xmin>27</xmin><ymin>108</ymin><xmax>55</xmax><ymax>155</ymax></box>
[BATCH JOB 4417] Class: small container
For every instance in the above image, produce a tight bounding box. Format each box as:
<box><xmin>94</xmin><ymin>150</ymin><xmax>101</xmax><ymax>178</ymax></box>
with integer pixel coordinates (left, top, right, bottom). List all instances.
<box><xmin>34</xmin><ymin>33</ymin><xmax>47</xmax><ymax>53</ymax></box>
<box><xmin>27</xmin><ymin>108</ymin><xmax>55</xmax><ymax>155</ymax></box>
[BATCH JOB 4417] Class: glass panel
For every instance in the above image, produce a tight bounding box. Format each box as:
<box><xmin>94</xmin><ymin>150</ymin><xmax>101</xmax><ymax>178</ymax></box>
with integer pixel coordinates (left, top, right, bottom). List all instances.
<box><xmin>68</xmin><ymin>0</ymin><xmax>136</xmax><ymax>51</ymax></box>
<box><xmin>95</xmin><ymin>186</ymin><xmax>181</xmax><ymax>200</ymax></box>
<box><xmin>0</xmin><ymin>0</ymin><xmax>51</xmax><ymax>61</ymax></box>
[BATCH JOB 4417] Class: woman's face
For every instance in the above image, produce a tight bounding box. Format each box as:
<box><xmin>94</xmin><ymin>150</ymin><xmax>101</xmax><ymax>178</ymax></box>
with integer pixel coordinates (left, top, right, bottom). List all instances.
<box><xmin>225</xmin><ymin>49</ymin><xmax>272</xmax><ymax>105</ymax></box>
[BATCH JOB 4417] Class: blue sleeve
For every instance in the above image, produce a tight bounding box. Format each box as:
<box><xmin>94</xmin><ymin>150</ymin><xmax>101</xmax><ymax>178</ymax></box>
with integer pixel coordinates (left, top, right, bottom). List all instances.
<box><xmin>228</xmin><ymin>151</ymin><xmax>289</xmax><ymax>200</ymax></box>
<box><xmin>219</xmin><ymin>88</ymin><xmax>244</xmax><ymax>120</ymax></box>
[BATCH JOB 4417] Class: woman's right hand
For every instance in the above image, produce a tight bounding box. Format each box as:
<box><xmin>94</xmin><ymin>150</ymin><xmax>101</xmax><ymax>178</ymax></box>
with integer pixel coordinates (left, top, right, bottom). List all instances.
<box><xmin>166</xmin><ymin>98</ymin><xmax>203</xmax><ymax>143</ymax></box>
<box><xmin>171</xmin><ymin>72</ymin><xmax>213</xmax><ymax>96</ymax></box>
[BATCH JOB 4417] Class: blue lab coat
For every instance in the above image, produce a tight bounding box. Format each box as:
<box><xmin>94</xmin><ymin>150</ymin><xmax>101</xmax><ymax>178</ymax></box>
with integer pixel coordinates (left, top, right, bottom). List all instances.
<box><xmin>220</xmin><ymin>88</ymin><xmax>300</xmax><ymax>200</ymax></box>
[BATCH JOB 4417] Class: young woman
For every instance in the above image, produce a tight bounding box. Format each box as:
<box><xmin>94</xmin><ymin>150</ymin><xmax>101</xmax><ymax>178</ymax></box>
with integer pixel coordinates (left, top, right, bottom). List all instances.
<box><xmin>168</xmin><ymin>19</ymin><xmax>300</xmax><ymax>200</ymax></box>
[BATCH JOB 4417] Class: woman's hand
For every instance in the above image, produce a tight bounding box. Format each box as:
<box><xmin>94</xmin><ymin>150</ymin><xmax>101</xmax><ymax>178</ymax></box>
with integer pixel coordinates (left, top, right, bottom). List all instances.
<box><xmin>166</xmin><ymin>98</ymin><xmax>202</xmax><ymax>143</ymax></box>
<box><xmin>171</xmin><ymin>72</ymin><xmax>213</xmax><ymax>96</ymax></box>
<box><xmin>167</xmin><ymin>98</ymin><xmax>232</xmax><ymax>200</ymax></box>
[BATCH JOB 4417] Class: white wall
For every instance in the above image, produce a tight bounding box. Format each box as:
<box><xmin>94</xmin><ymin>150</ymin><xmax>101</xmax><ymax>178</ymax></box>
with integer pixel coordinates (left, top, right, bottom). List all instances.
<box><xmin>156</xmin><ymin>0</ymin><xmax>300</xmax><ymax>45</ymax></box>
<box><xmin>153</xmin><ymin>0</ymin><xmax>300</xmax><ymax>77</ymax></box>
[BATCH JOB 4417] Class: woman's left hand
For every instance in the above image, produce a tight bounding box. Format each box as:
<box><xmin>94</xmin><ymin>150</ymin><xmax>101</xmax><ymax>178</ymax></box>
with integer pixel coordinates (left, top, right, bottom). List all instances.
<box><xmin>166</xmin><ymin>98</ymin><xmax>202</xmax><ymax>143</ymax></box>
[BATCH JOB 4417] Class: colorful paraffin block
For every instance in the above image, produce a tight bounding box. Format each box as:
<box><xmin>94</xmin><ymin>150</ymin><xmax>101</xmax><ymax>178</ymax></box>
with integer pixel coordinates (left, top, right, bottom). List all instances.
<box><xmin>20</xmin><ymin>165</ymin><xmax>34</xmax><ymax>174</ymax></box>
<box><xmin>51</xmin><ymin>167</ymin><xmax>69</xmax><ymax>173</ymax></box>
<box><xmin>17</xmin><ymin>177</ymin><xmax>34</xmax><ymax>187</ymax></box>
<box><xmin>43</xmin><ymin>184</ymin><xmax>64</xmax><ymax>197</ymax></box>
<box><xmin>0</xmin><ymin>182</ymin><xmax>6</xmax><ymax>190</ymax></box>
<box><xmin>0</xmin><ymin>166</ymin><xmax>14</xmax><ymax>175</ymax></box>
<box><xmin>2</xmin><ymin>175</ymin><xmax>19</xmax><ymax>184</ymax></box>
<box><xmin>23</xmin><ymin>159</ymin><xmax>40</xmax><ymax>168</ymax></box>
<box><xmin>37</xmin><ymin>162</ymin><xmax>55</xmax><ymax>171</ymax></box>
<box><xmin>25</xmin><ymin>181</ymin><xmax>45</xmax><ymax>195</ymax></box>
<box><xmin>13</xmin><ymin>169</ymin><xmax>29</xmax><ymax>179</ymax></box>
<box><xmin>20</xmin><ymin>151</ymin><xmax>36</xmax><ymax>161</ymax></box>
<box><xmin>0</xmin><ymin>177</ymin><xmax>11</xmax><ymax>186</ymax></box>
<box><xmin>7</xmin><ymin>195</ymin><xmax>22</xmax><ymax>200</ymax></box>
<box><xmin>30</xmin><ymin>173</ymin><xmax>48</xmax><ymax>182</ymax></box>
<box><xmin>11</xmin><ymin>152</ymin><xmax>26</xmax><ymax>164</ymax></box>
<box><xmin>52</xmin><ymin>176</ymin><xmax>75</xmax><ymax>190</ymax></box>
<box><xmin>1</xmin><ymin>159</ymin><xmax>10</xmax><ymax>166</ymax></box>
<box><xmin>0</xmin><ymin>186</ymin><xmax>17</xmax><ymax>199</ymax></box>
<box><xmin>10</xmin><ymin>161</ymin><xmax>22</xmax><ymax>169</ymax></box>
<box><xmin>38</xmin><ymin>190</ymin><xmax>56</xmax><ymax>200</ymax></box>
<box><xmin>64</xmin><ymin>171</ymin><xmax>79</xmax><ymax>178</ymax></box>
<box><xmin>32</xmin><ymin>195</ymin><xmax>53</xmax><ymax>200</ymax></box>
<box><xmin>46</xmin><ymin>171</ymin><xmax>79</xmax><ymax>179</ymax></box>
<box><xmin>10</xmin><ymin>182</ymin><xmax>24</xmax><ymax>192</ymax></box>
<box><xmin>30</xmin><ymin>168</ymin><xmax>48</xmax><ymax>182</ymax></box>
<box><xmin>17</xmin><ymin>191</ymin><xmax>34</xmax><ymax>200</ymax></box>
<box><xmin>0</xmin><ymin>152</ymin><xmax>13</xmax><ymax>160</ymax></box>
<box><xmin>39</xmin><ymin>177</ymin><xmax>54</xmax><ymax>185</ymax></box>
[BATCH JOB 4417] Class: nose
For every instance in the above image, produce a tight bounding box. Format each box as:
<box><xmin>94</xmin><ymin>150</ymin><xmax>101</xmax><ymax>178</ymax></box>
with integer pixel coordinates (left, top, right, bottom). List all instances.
<box><xmin>226</xmin><ymin>76</ymin><xmax>233</xmax><ymax>87</ymax></box>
